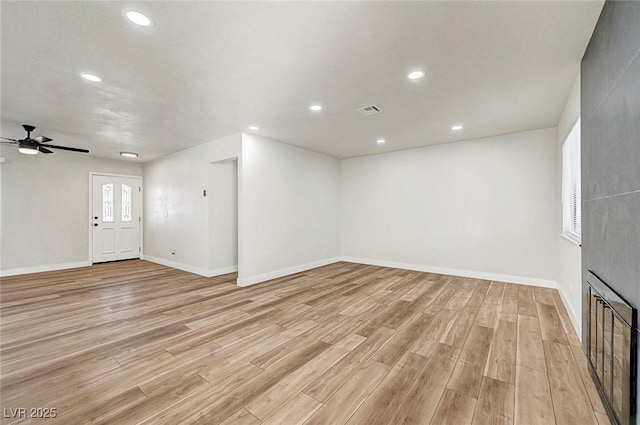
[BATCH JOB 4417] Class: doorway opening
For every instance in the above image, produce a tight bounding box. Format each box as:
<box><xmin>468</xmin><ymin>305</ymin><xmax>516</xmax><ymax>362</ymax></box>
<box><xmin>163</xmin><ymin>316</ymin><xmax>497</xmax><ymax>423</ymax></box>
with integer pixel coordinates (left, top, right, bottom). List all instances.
<box><xmin>209</xmin><ymin>159</ymin><xmax>238</xmax><ymax>273</ymax></box>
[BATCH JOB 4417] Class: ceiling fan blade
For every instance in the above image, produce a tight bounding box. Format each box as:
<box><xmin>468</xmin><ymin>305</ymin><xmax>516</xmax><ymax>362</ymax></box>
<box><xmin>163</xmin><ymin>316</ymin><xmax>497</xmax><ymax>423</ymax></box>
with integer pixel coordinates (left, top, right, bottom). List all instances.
<box><xmin>0</xmin><ymin>137</ymin><xmax>18</xmax><ymax>142</ymax></box>
<box><xmin>39</xmin><ymin>146</ymin><xmax>54</xmax><ymax>154</ymax></box>
<box><xmin>40</xmin><ymin>144</ymin><xmax>89</xmax><ymax>153</ymax></box>
<box><xmin>34</xmin><ymin>136</ymin><xmax>52</xmax><ymax>143</ymax></box>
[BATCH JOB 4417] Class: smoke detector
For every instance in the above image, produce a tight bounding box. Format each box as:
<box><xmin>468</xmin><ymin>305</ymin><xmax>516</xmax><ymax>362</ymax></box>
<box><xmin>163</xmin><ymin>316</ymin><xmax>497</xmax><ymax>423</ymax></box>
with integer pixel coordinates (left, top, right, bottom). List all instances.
<box><xmin>356</xmin><ymin>104</ymin><xmax>383</xmax><ymax>116</ymax></box>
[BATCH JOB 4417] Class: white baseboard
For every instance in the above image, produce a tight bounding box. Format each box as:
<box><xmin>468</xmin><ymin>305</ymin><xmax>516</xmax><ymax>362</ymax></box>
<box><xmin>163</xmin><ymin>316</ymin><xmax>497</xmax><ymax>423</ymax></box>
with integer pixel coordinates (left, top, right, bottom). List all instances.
<box><xmin>557</xmin><ymin>286</ymin><xmax>582</xmax><ymax>341</ymax></box>
<box><xmin>339</xmin><ymin>256</ymin><xmax>558</xmax><ymax>289</ymax></box>
<box><xmin>237</xmin><ymin>257</ymin><xmax>341</xmax><ymax>287</ymax></box>
<box><xmin>0</xmin><ymin>261</ymin><xmax>91</xmax><ymax>277</ymax></box>
<box><xmin>209</xmin><ymin>265</ymin><xmax>239</xmax><ymax>276</ymax></box>
<box><xmin>236</xmin><ymin>256</ymin><xmax>558</xmax><ymax>288</ymax></box>
<box><xmin>143</xmin><ymin>255</ymin><xmax>238</xmax><ymax>278</ymax></box>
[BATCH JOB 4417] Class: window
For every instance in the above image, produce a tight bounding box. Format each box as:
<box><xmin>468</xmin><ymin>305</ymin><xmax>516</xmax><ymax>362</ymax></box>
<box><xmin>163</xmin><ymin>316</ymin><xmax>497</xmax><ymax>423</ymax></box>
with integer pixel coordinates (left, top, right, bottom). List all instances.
<box><xmin>102</xmin><ymin>183</ymin><xmax>114</xmax><ymax>222</ymax></box>
<box><xmin>562</xmin><ymin>119</ymin><xmax>581</xmax><ymax>242</ymax></box>
<box><xmin>122</xmin><ymin>184</ymin><xmax>132</xmax><ymax>222</ymax></box>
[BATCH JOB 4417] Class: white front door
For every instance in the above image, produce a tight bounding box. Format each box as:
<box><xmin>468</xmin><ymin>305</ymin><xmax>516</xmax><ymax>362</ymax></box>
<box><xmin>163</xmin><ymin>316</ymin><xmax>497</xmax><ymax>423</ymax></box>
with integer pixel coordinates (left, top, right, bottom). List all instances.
<box><xmin>91</xmin><ymin>174</ymin><xmax>141</xmax><ymax>263</ymax></box>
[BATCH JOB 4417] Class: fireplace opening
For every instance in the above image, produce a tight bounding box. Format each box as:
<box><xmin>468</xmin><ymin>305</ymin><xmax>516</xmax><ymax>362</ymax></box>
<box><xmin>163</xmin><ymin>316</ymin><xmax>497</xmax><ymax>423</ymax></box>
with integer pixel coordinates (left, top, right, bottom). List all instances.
<box><xmin>587</xmin><ymin>271</ymin><xmax>637</xmax><ymax>425</ymax></box>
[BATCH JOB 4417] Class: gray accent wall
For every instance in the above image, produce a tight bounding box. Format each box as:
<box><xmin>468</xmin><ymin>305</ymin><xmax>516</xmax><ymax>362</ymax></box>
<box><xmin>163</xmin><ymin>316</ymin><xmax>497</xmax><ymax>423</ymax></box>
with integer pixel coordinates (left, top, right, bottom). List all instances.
<box><xmin>581</xmin><ymin>0</ymin><xmax>640</xmax><ymax>421</ymax></box>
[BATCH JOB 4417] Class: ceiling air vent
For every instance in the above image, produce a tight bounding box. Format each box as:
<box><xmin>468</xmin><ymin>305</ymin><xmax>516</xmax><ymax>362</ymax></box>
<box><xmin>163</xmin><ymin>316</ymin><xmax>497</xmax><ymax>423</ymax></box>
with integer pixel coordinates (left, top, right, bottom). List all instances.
<box><xmin>356</xmin><ymin>104</ymin><xmax>383</xmax><ymax>116</ymax></box>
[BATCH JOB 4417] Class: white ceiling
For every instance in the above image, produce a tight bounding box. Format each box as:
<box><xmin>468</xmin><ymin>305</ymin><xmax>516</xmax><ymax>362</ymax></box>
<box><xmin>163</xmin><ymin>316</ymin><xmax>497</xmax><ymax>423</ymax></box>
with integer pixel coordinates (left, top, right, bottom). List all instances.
<box><xmin>1</xmin><ymin>1</ymin><xmax>603</xmax><ymax>162</ymax></box>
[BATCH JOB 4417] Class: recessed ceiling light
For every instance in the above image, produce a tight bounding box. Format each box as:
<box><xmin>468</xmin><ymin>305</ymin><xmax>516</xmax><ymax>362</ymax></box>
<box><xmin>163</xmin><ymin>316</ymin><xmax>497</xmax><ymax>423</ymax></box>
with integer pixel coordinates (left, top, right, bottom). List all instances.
<box><xmin>248</xmin><ymin>126</ymin><xmax>259</xmax><ymax>131</ymax></box>
<box><xmin>126</xmin><ymin>10</ymin><xmax>152</xmax><ymax>27</ymax></box>
<box><xmin>81</xmin><ymin>73</ymin><xmax>102</xmax><ymax>82</ymax></box>
<box><xmin>376</xmin><ymin>138</ymin><xmax>386</xmax><ymax>145</ymax></box>
<box><xmin>120</xmin><ymin>152</ymin><xmax>139</xmax><ymax>158</ymax></box>
<box><xmin>451</xmin><ymin>124</ymin><xmax>463</xmax><ymax>131</ymax></box>
<box><xmin>310</xmin><ymin>104</ymin><xmax>323</xmax><ymax>112</ymax></box>
<box><xmin>408</xmin><ymin>71</ymin><xmax>425</xmax><ymax>80</ymax></box>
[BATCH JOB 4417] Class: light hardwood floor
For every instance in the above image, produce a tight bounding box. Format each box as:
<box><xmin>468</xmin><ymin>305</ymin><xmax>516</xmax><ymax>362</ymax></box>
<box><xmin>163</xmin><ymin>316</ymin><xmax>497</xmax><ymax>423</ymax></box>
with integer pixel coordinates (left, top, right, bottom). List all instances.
<box><xmin>0</xmin><ymin>260</ymin><xmax>610</xmax><ymax>425</ymax></box>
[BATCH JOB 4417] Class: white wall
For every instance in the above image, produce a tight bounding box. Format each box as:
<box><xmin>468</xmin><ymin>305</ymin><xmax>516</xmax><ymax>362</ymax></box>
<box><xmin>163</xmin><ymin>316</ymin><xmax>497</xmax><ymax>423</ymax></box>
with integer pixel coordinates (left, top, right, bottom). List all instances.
<box><xmin>143</xmin><ymin>132</ymin><xmax>341</xmax><ymax>285</ymax></box>
<box><xmin>239</xmin><ymin>134</ymin><xmax>341</xmax><ymax>286</ymax></box>
<box><xmin>341</xmin><ymin>127</ymin><xmax>559</xmax><ymax>286</ymax></box>
<box><xmin>143</xmin><ymin>133</ymin><xmax>241</xmax><ymax>276</ymax></box>
<box><xmin>0</xmin><ymin>147</ymin><xmax>142</xmax><ymax>275</ymax></box>
<box><xmin>557</xmin><ymin>75</ymin><xmax>582</xmax><ymax>337</ymax></box>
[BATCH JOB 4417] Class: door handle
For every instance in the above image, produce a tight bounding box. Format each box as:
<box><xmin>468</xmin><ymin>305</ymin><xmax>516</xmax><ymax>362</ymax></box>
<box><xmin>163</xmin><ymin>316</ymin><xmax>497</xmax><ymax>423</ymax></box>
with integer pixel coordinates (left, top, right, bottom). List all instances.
<box><xmin>94</xmin><ymin>223</ymin><xmax>99</xmax><ymax>227</ymax></box>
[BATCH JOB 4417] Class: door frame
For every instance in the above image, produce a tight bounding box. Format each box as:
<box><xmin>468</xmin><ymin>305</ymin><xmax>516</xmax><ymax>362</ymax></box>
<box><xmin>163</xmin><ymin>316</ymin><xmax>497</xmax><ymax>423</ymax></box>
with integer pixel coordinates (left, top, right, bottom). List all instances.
<box><xmin>88</xmin><ymin>172</ymin><xmax>144</xmax><ymax>264</ymax></box>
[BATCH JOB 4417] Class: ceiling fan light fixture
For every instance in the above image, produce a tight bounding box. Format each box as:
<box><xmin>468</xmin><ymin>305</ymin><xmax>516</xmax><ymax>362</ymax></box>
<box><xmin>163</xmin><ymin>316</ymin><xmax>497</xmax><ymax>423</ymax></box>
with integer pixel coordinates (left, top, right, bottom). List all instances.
<box><xmin>120</xmin><ymin>152</ymin><xmax>139</xmax><ymax>158</ymax></box>
<box><xmin>18</xmin><ymin>144</ymin><xmax>39</xmax><ymax>155</ymax></box>
<box><xmin>17</xmin><ymin>138</ymin><xmax>40</xmax><ymax>155</ymax></box>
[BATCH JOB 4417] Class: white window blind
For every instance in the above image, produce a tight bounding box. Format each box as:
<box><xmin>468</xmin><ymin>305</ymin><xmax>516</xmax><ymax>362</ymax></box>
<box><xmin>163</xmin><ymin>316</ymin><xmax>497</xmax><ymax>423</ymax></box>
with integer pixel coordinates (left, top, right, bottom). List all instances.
<box><xmin>562</xmin><ymin>119</ymin><xmax>581</xmax><ymax>240</ymax></box>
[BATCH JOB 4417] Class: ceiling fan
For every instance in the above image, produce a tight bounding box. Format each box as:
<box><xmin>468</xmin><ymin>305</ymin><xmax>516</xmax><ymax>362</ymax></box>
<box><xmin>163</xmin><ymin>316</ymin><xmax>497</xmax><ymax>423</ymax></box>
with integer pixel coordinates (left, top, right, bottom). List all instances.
<box><xmin>0</xmin><ymin>124</ymin><xmax>90</xmax><ymax>155</ymax></box>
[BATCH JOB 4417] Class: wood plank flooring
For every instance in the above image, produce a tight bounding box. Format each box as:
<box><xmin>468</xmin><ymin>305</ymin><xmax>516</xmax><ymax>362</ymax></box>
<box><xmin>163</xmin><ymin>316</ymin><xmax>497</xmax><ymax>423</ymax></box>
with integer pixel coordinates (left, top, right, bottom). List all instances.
<box><xmin>0</xmin><ymin>260</ymin><xmax>610</xmax><ymax>425</ymax></box>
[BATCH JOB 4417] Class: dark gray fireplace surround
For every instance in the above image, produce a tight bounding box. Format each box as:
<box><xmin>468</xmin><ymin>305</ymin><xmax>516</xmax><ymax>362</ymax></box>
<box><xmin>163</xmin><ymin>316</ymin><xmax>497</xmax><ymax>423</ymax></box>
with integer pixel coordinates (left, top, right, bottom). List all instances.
<box><xmin>581</xmin><ymin>1</ymin><xmax>640</xmax><ymax>425</ymax></box>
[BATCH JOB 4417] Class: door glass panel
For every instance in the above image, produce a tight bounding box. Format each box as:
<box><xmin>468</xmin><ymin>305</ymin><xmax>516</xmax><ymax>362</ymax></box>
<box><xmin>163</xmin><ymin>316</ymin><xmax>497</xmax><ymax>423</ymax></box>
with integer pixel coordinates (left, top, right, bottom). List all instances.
<box><xmin>102</xmin><ymin>183</ymin><xmax>114</xmax><ymax>222</ymax></box>
<box><xmin>122</xmin><ymin>184</ymin><xmax>132</xmax><ymax>222</ymax></box>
